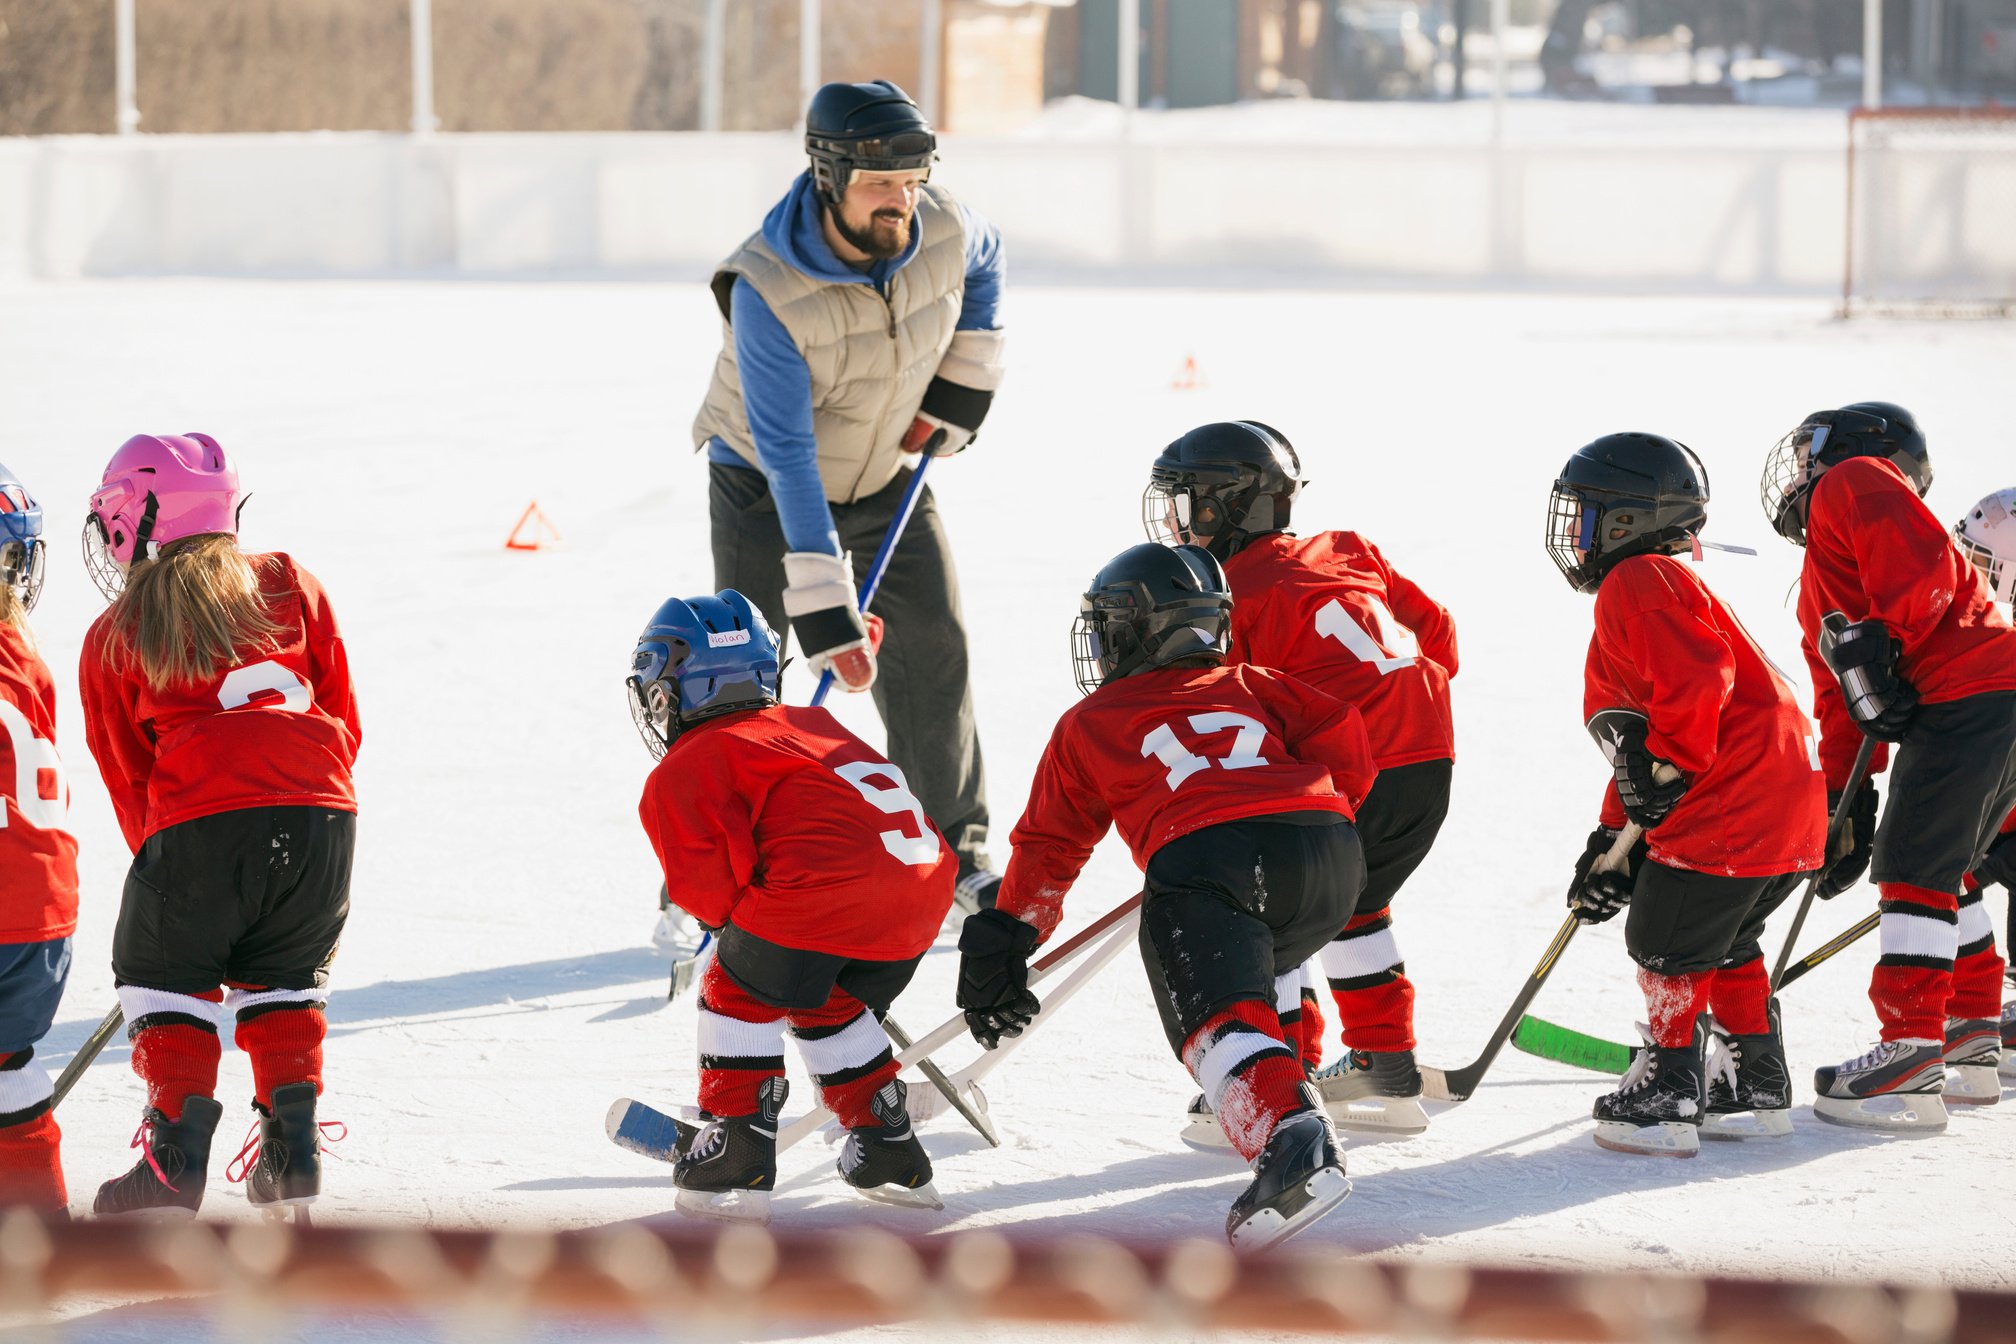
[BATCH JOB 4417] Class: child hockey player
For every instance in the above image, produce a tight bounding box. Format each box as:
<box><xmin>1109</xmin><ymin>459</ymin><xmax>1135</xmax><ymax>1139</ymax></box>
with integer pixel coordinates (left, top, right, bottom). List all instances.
<box><xmin>1762</xmin><ymin>403</ymin><xmax>2016</xmax><ymax>1130</ymax></box>
<box><xmin>79</xmin><ymin>434</ymin><xmax>358</xmax><ymax>1218</ymax></box>
<box><xmin>957</xmin><ymin>542</ymin><xmax>1377</xmax><ymax>1249</ymax></box>
<box><xmin>0</xmin><ymin>464</ymin><xmax>79</xmax><ymax>1217</ymax></box>
<box><xmin>1144</xmin><ymin>420</ymin><xmax>1456</xmax><ymax>1133</ymax></box>
<box><xmin>1950</xmin><ymin>486</ymin><xmax>2016</xmax><ymax>1088</ymax></box>
<box><xmin>1547</xmin><ymin>433</ymin><xmax>1826</xmax><ymax>1157</ymax></box>
<box><xmin>629</xmin><ymin>590</ymin><xmax>954</xmax><ymax>1223</ymax></box>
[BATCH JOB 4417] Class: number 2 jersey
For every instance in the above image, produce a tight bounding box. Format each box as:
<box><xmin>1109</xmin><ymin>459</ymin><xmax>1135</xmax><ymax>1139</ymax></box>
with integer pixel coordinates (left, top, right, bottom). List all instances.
<box><xmin>79</xmin><ymin>552</ymin><xmax>361</xmax><ymax>853</ymax></box>
<box><xmin>1223</xmin><ymin>531</ymin><xmax>1457</xmax><ymax>770</ymax></box>
<box><xmin>0</xmin><ymin>621</ymin><xmax>79</xmax><ymax>942</ymax></box>
<box><xmin>1586</xmin><ymin>552</ymin><xmax>1824</xmax><ymax>878</ymax></box>
<box><xmin>639</xmin><ymin>705</ymin><xmax>956</xmax><ymax>962</ymax></box>
<box><xmin>997</xmin><ymin>662</ymin><xmax>1378</xmax><ymax>939</ymax></box>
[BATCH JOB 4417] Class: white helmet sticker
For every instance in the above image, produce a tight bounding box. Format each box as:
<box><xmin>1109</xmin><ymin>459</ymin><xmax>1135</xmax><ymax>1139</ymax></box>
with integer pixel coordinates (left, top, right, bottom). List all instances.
<box><xmin>707</xmin><ymin>629</ymin><xmax>751</xmax><ymax>648</ymax></box>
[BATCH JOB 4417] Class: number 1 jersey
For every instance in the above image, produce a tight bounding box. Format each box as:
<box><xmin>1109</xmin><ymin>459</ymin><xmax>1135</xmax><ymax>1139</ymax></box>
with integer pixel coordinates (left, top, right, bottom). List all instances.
<box><xmin>1223</xmin><ymin>531</ymin><xmax>1457</xmax><ymax>770</ymax></box>
<box><xmin>0</xmin><ymin>621</ymin><xmax>80</xmax><ymax>942</ymax></box>
<box><xmin>639</xmin><ymin>705</ymin><xmax>956</xmax><ymax>962</ymax></box>
<box><xmin>80</xmin><ymin>553</ymin><xmax>361</xmax><ymax>853</ymax></box>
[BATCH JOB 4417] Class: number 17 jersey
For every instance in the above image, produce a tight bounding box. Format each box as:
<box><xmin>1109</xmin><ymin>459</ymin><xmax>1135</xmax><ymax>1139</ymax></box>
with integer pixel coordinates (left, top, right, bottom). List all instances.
<box><xmin>1224</xmin><ymin>531</ymin><xmax>1457</xmax><ymax>770</ymax></box>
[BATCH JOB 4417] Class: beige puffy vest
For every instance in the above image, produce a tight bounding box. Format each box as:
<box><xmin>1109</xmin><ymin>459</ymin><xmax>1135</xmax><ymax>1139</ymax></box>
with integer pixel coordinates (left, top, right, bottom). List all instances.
<box><xmin>692</xmin><ymin>184</ymin><xmax>968</xmax><ymax>505</ymax></box>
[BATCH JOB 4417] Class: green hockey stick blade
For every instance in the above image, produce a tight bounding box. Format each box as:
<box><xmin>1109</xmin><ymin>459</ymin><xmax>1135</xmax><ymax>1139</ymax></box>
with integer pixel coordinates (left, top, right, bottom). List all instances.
<box><xmin>1510</xmin><ymin>1014</ymin><xmax>1634</xmax><ymax>1075</ymax></box>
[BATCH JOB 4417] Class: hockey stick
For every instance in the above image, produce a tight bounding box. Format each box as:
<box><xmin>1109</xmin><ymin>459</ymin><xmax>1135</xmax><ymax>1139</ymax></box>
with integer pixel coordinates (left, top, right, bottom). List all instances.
<box><xmin>882</xmin><ymin>1014</ymin><xmax>999</xmax><ymax>1147</ymax></box>
<box><xmin>1770</xmin><ymin>733</ymin><xmax>1878</xmax><ymax>988</ymax></box>
<box><xmin>1775</xmin><ymin>910</ymin><xmax>1878</xmax><ymax>990</ymax></box>
<box><xmin>776</xmin><ymin>894</ymin><xmax>1144</xmax><ymax>1151</ymax></box>
<box><xmin>51</xmin><ymin>1005</ymin><xmax>124</xmax><ymax>1111</ymax></box>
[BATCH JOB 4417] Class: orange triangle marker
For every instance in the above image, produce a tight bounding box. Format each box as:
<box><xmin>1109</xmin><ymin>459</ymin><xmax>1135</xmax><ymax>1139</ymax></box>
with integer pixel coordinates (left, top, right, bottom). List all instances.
<box><xmin>505</xmin><ymin>501</ymin><xmax>564</xmax><ymax>551</ymax></box>
<box><xmin>1171</xmin><ymin>354</ymin><xmax>1205</xmax><ymax>391</ymax></box>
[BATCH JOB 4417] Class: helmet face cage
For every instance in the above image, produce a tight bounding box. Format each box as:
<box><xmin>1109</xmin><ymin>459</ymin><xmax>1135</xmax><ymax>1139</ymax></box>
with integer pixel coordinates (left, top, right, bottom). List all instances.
<box><xmin>81</xmin><ymin>513</ymin><xmax>129</xmax><ymax>601</ymax></box>
<box><xmin>1140</xmin><ymin>479</ymin><xmax>1189</xmax><ymax>546</ymax></box>
<box><xmin>625</xmin><ymin>635</ymin><xmax>686</xmax><ymax>761</ymax></box>
<box><xmin>0</xmin><ymin>477</ymin><xmax>46</xmax><ymax>611</ymax></box>
<box><xmin>1547</xmin><ymin>438</ymin><xmax>1709</xmax><ymax>593</ymax></box>
<box><xmin>1544</xmin><ymin>483</ymin><xmax>1606</xmax><ymax>593</ymax></box>
<box><xmin>1069</xmin><ymin>550</ymin><xmax>1234</xmax><ymax>697</ymax></box>
<box><xmin>1955</xmin><ymin>488</ymin><xmax>2016</xmax><ymax>606</ymax></box>
<box><xmin>625</xmin><ymin>592</ymin><xmax>781</xmax><ymax>758</ymax></box>
<box><xmin>1761</xmin><ymin>422</ymin><xmax>1829</xmax><ymax>545</ymax></box>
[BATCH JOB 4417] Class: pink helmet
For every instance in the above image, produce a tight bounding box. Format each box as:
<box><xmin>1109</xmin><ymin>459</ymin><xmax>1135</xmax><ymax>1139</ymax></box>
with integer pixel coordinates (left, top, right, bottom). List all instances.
<box><xmin>83</xmin><ymin>433</ymin><xmax>244</xmax><ymax>599</ymax></box>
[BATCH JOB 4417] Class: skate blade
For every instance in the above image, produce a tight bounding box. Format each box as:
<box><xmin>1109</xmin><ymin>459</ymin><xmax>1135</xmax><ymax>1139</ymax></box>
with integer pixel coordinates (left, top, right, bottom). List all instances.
<box><xmin>258</xmin><ymin>1202</ymin><xmax>315</xmax><ymax>1226</ymax></box>
<box><xmin>1226</xmin><ymin>1167</ymin><xmax>1352</xmax><ymax>1253</ymax></box>
<box><xmin>1942</xmin><ymin>1063</ymin><xmax>2002</xmax><ymax>1105</ymax></box>
<box><xmin>853</xmin><ymin>1179</ymin><xmax>944</xmax><ymax>1212</ymax></box>
<box><xmin>674</xmin><ymin>1187</ymin><xmax>772</xmax><ymax>1225</ymax></box>
<box><xmin>1999</xmin><ymin>1053</ymin><xmax>2016</xmax><ymax>1081</ymax></box>
<box><xmin>1593</xmin><ymin>1120</ymin><xmax>1700</xmax><ymax>1157</ymax></box>
<box><xmin>1812</xmin><ymin>1092</ymin><xmax>1949</xmax><ymax>1132</ymax></box>
<box><xmin>102</xmin><ymin>1206</ymin><xmax>199</xmax><ymax>1223</ymax></box>
<box><xmin>1324</xmin><ymin>1095</ymin><xmax>1429</xmax><ymax>1136</ymax></box>
<box><xmin>1179</xmin><ymin>1113</ymin><xmax>1235</xmax><ymax>1153</ymax></box>
<box><xmin>1700</xmin><ymin>1107</ymin><xmax>1793</xmax><ymax>1140</ymax></box>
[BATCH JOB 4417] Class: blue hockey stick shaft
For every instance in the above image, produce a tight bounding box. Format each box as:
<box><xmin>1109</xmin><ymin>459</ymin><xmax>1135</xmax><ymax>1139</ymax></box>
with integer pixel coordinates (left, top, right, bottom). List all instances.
<box><xmin>810</xmin><ymin>454</ymin><xmax>934</xmax><ymax>708</ymax></box>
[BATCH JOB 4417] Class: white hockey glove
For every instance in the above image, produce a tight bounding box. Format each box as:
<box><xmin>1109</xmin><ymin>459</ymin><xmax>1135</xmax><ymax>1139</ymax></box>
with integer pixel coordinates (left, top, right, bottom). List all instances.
<box><xmin>783</xmin><ymin>551</ymin><xmax>877</xmax><ymax>692</ymax></box>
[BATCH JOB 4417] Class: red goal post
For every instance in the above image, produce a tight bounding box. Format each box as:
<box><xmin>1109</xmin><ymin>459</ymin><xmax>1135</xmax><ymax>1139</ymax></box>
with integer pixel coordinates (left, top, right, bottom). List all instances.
<box><xmin>1841</xmin><ymin>106</ymin><xmax>2016</xmax><ymax>318</ymax></box>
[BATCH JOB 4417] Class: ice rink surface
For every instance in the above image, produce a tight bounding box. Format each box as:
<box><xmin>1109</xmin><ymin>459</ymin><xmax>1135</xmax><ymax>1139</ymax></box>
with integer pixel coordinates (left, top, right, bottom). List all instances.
<box><xmin>2</xmin><ymin>276</ymin><xmax>2013</xmax><ymax>1336</ymax></box>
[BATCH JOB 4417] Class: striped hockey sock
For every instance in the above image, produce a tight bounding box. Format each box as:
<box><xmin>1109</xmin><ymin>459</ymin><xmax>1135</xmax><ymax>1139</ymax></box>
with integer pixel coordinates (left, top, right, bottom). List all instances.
<box><xmin>1320</xmin><ymin>906</ymin><xmax>1417</xmax><ymax>1053</ymax></box>
<box><xmin>229</xmin><ymin>987</ymin><xmax>329</xmax><ymax>1108</ymax></box>
<box><xmin>1949</xmin><ymin>886</ymin><xmax>2006</xmax><ymax>1020</ymax></box>
<box><xmin>791</xmin><ymin>1010</ymin><xmax>899</xmax><ymax>1129</ymax></box>
<box><xmin>120</xmin><ymin>985</ymin><xmax>223</xmax><ymax>1122</ymax></box>
<box><xmin>0</xmin><ymin>1050</ymin><xmax>65</xmax><ymax>1213</ymax></box>
<box><xmin>1870</xmin><ymin>882</ymin><xmax>1959</xmax><ymax>1042</ymax></box>
<box><xmin>1182</xmin><ymin>999</ymin><xmax>1306</xmax><ymax>1162</ymax></box>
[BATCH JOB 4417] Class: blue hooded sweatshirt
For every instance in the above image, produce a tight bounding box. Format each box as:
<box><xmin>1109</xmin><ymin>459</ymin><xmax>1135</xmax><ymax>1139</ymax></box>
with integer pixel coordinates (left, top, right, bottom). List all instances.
<box><xmin>706</xmin><ymin>172</ymin><xmax>1004</xmax><ymax>558</ymax></box>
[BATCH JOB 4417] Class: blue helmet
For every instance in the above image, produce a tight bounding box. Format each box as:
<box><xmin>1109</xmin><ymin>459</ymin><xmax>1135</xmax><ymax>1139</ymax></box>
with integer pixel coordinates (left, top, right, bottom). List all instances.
<box><xmin>0</xmin><ymin>461</ymin><xmax>46</xmax><ymax>613</ymax></box>
<box><xmin>626</xmin><ymin>590</ymin><xmax>781</xmax><ymax>758</ymax></box>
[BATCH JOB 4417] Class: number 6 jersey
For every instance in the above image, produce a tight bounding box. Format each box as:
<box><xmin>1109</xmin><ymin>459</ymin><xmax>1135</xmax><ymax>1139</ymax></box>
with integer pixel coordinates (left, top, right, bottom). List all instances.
<box><xmin>997</xmin><ymin>663</ymin><xmax>1377</xmax><ymax>938</ymax></box>
<box><xmin>639</xmin><ymin>705</ymin><xmax>956</xmax><ymax>961</ymax></box>
<box><xmin>0</xmin><ymin>621</ymin><xmax>80</xmax><ymax>942</ymax></box>
<box><xmin>79</xmin><ymin>553</ymin><xmax>361</xmax><ymax>853</ymax></box>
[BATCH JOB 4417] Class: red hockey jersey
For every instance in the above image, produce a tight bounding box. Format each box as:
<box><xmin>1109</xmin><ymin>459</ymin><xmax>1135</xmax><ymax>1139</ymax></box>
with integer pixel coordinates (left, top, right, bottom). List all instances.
<box><xmin>1586</xmin><ymin>553</ymin><xmax>1825</xmax><ymax>877</ymax></box>
<box><xmin>0</xmin><ymin>622</ymin><xmax>79</xmax><ymax>942</ymax></box>
<box><xmin>1799</xmin><ymin>457</ymin><xmax>2016</xmax><ymax>791</ymax></box>
<box><xmin>1224</xmin><ymin>531</ymin><xmax>1457</xmax><ymax>769</ymax></box>
<box><xmin>997</xmin><ymin>662</ymin><xmax>1377</xmax><ymax>938</ymax></box>
<box><xmin>80</xmin><ymin>553</ymin><xmax>361</xmax><ymax>852</ymax></box>
<box><xmin>640</xmin><ymin>705</ymin><xmax>955</xmax><ymax>961</ymax></box>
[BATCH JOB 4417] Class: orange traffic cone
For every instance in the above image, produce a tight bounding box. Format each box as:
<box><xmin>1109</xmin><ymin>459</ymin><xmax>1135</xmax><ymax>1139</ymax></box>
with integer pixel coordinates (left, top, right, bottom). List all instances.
<box><xmin>1171</xmin><ymin>354</ymin><xmax>1206</xmax><ymax>391</ymax></box>
<box><xmin>504</xmin><ymin>501</ymin><xmax>563</xmax><ymax>551</ymax></box>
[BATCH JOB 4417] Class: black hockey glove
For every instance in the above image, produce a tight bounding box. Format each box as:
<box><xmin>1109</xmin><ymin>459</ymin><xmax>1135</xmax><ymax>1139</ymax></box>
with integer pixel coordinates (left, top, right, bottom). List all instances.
<box><xmin>956</xmin><ymin>909</ymin><xmax>1042</xmax><ymax>1050</ymax></box>
<box><xmin>1971</xmin><ymin>830</ymin><xmax>2016</xmax><ymax>892</ymax></box>
<box><xmin>1816</xmin><ymin>781</ymin><xmax>1879</xmax><ymax>899</ymax></box>
<box><xmin>1611</xmin><ymin>725</ymin><xmax>1688</xmax><ymax>830</ymax></box>
<box><xmin>1566</xmin><ymin>826</ymin><xmax>1644</xmax><ymax>925</ymax></box>
<box><xmin>1822</xmin><ymin>618</ymin><xmax>1919</xmax><ymax>743</ymax></box>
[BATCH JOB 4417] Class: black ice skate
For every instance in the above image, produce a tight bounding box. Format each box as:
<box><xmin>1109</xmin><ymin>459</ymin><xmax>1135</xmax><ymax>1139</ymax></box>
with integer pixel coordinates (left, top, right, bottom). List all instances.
<box><xmin>837</xmin><ymin>1080</ymin><xmax>943</xmax><ymax>1211</ymax></box>
<box><xmin>674</xmin><ymin>1076</ymin><xmax>786</xmax><ymax>1224</ymax></box>
<box><xmin>1592</xmin><ymin>1028</ymin><xmax>1703</xmax><ymax>1158</ymax></box>
<box><xmin>1812</xmin><ymin>1038</ymin><xmax>1947</xmax><ymax>1133</ymax></box>
<box><xmin>1941</xmin><ymin>1017</ymin><xmax>2002</xmax><ymax>1106</ymax></box>
<box><xmin>229</xmin><ymin>1083</ymin><xmax>332</xmax><ymax>1222</ymax></box>
<box><xmin>93</xmin><ymin>1097</ymin><xmax>224</xmax><ymax>1220</ymax></box>
<box><xmin>1312</xmin><ymin>1048</ymin><xmax>1430</xmax><ymax>1136</ymax></box>
<box><xmin>1225</xmin><ymin>1087</ymin><xmax>1351</xmax><ymax>1252</ymax></box>
<box><xmin>1702</xmin><ymin>1004</ymin><xmax>1793</xmax><ymax>1141</ymax></box>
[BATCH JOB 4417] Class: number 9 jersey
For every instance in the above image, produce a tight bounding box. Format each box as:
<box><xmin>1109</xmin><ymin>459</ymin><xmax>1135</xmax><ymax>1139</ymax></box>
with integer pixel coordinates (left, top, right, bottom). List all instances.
<box><xmin>1223</xmin><ymin>531</ymin><xmax>1457</xmax><ymax>770</ymax></box>
<box><xmin>79</xmin><ymin>553</ymin><xmax>361</xmax><ymax>853</ymax></box>
<box><xmin>639</xmin><ymin>704</ymin><xmax>956</xmax><ymax>961</ymax></box>
<box><xmin>0</xmin><ymin>622</ymin><xmax>79</xmax><ymax>941</ymax></box>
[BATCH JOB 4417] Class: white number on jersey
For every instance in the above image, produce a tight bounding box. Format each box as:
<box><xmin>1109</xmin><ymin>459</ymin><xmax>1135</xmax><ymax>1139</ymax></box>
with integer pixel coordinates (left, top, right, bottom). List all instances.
<box><xmin>0</xmin><ymin>698</ymin><xmax>67</xmax><ymax>831</ymax></box>
<box><xmin>1139</xmin><ymin>712</ymin><xmax>1272</xmax><ymax>791</ymax></box>
<box><xmin>833</xmin><ymin>760</ymin><xmax>942</xmax><ymax>866</ymax></box>
<box><xmin>1314</xmin><ymin>596</ymin><xmax>1420</xmax><ymax>676</ymax></box>
<box><xmin>217</xmin><ymin>659</ymin><xmax>313</xmax><ymax>714</ymax></box>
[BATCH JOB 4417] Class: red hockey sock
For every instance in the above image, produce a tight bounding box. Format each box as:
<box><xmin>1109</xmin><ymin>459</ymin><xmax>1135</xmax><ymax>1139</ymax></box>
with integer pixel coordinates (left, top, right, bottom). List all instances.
<box><xmin>1321</xmin><ymin>907</ymin><xmax>1417</xmax><ymax>1052</ymax></box>
<box><xmin>1637</xmin><ymin>967</ymin><xmax>1713</xmax><ymax>1048</ymax></box>
<box><xmin>695</xmin><ymin>959</ymin><xmax>787</xmax><ymax>1118</ymax></box>
<box><xmin>818</xmin><ymin>1059</ymin><xmax>901</xmax><ymax>1130</ymax></box>
<box><xmin>1182</xmin><ymin>1000</ymin><xmax>1305</xmax><ymax>1162</ymax></box>
<box><xmin>1707</xmin><ymin>957</ymin><xmax>1771</xmax><ymax>1035</ymax></box>
<box><xmin>1950</xmin><ymin>889</ymin><xmax>2007</xmax><ymax>1019</ymax></box>
<box><xmin>234</xmin><ymin>1005</ymin><xmax>327</xmax><ymax>1109</ymax></box>
<box><xmin>0</xmin><ymin>1111</ymin><xmax>65</xmax><ymax>1214</ymax></box>
<box><xmin>1295</xmin><ymin>984</ymin><xmax>1326</xmax><ymax>1071</ymax></box>
<box><xmin>1871</xmin><ymin>883</ymin><xmax>1958</xmax><ymax>1042</ymax></box>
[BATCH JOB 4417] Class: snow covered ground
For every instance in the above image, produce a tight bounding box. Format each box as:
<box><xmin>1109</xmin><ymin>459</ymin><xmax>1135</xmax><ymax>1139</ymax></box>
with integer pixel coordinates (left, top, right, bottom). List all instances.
<box><xmin>2</xmin><ymin>276</ymin><xmax>2014</xmax><ymax>1337</ymax></box>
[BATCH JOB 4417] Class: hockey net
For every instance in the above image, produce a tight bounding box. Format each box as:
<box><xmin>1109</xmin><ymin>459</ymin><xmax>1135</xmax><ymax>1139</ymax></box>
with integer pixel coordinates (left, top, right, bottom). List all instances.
<box><xmin>1841</xmin><ymin>106</ymin><xmax>2016</xmax><ymax>318</ymax></box>
<box><xmin>4</xmin><ymin>1213</ymin><xmax>2015</xmax><ymax>1341</ymax></box>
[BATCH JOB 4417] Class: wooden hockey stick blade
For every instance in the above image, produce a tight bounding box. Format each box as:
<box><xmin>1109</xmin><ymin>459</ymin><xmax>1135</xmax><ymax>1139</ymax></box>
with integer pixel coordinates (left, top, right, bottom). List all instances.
<box><xmin>51</xmin><ymin>1005</ymin><xmax>124</xmax><ymax>1111</ymax></box>
<box><xmin>883</xmin><ymin>1015</ymin><xmax>999</xmax><ymax>1147</ymax></box>
<box><xmin>1776</xmin><ymin>910</ymin><xmax>1878</xmax><ymax>990</ymax></box>
<box><xmin>1510</xmin><ymin>1014</ymin><xmax>1636</xmax><ymax>1074</ymax></box>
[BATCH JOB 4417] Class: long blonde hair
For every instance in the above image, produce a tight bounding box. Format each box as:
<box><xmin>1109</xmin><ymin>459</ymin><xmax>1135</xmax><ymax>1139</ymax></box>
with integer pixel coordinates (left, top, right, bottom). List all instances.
<box><xmin>0</xmin><ymin>583</ymin><xmax>28</xmax><ymax>646</ymax></box>
<box><xmin>107</xmin><ymin>534</ymin><xmax>284</xmax><ymax>690</ymax></box>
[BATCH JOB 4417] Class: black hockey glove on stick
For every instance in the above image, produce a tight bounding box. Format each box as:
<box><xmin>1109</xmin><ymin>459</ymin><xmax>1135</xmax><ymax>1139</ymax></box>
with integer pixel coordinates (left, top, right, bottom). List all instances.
<box><xmin>1821</xmin><ymin>613</ymin><xmax>1919</xmax><ymax>743</ymax></box>
<box><xmin>957</xmin><ymin>909</ymin><xmax>1042</xmax><ymax>1049</ymax></box>
<box><xmin>1566</xmin><ymin>825</ymin><xmax>1647</xmax><ymax>925</ymax></box>
<box><xmin>1815</xmin><ymin>778</ymin><xmax>1879</xmax><ymax>899</ymax></box>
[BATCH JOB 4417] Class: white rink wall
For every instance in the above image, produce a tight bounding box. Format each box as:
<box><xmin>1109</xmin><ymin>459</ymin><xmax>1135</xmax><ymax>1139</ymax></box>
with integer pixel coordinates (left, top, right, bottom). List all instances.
<box><xmin>0</xmin><ymin>102</ymin><xmax>1885</xmax><ymax>291</ymax></box>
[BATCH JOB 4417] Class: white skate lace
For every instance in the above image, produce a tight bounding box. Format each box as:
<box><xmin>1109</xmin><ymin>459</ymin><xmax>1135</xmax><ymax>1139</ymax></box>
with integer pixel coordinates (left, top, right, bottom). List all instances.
<box><xmin>1615</xmin><ymin>1024</ymin><xmax>1658</xmax><ymax>1094</ymax></box>
<box><xmin>1841</xmin><ymin>1040</ymin><xmax>1903</xmax><ymax>1074</ymax></box>
<box><xmin>1705</xmin><ymin>1032</ymin><xmax>1742</xmax><ymax>1096</ymax></box>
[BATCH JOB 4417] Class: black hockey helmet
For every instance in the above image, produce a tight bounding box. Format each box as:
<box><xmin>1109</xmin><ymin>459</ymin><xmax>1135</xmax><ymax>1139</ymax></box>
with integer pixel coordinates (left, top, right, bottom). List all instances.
<box><xmin>1545</xmin><ymin>432</ymin><xmax>1710</xmax><ymax>594</ymax></box>
<box><xmin>1072</xmin><ymin>543</ymin><xmax>1233</xmax><ymax>695</ymax></box>
<box><xmin>805</xmin><ymin>80</ymin><xmax>936</xmax><ymax>203</ymax></box>
<box><xmin>1761</xmin><ymin>400</ymin><xmax>1933</xmax><ymax>546</ymax></box>
<box><xmin>1142</xmin><ymin>420</ymin><xmax>1305</xmax><ymax>561</ymax></box>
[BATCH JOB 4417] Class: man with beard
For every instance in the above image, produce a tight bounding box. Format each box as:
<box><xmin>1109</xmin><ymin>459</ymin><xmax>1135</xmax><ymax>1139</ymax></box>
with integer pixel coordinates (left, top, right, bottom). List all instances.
<box><xmin>693</xmin><ymin>81</ymin><xmax>1008</xmax><ymax>913</ymax></box>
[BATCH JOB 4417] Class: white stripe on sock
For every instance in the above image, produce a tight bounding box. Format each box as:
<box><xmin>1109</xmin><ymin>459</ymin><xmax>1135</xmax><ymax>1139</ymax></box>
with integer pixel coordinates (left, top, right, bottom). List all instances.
<box><xmin>1880</xmin><ymin>910</ymin><xmax>1960</xmax><ymax>962</ymax></box>
<box><xmin>1957</xmin><ymin>895</ymin><xmax>1994</xmax><ymax>946</ymax></box>
<box><xmin>117</xmin><ymin>985</ymin><xmax>223</xmax><ymax>1030</ymax></box>
<box><xmin>1273</xmin><ymin>971</ymin><xmax>1302</xmax><ymax>1014</ymax></box>
<box><xmin>226</xmin><ymin>986</ymin><xmax>323</xmax><ymax>1019</ymax></box>
<box><xmin>0</xmin><ymin>1059</ymin><xmax>52</xmax><ymax>1116</ymax></box>
<box><xmin>697</xmin><ymin>1005</ymin><xmax>786</xmax><ymax>1060</ymax></box>
<box><xmin>1194</xmin><ymin>1027</ymin><xmax>1282</xmax><ymax>1109</ymax></box>
<box><xmin>1321</xmin><ymin>927</ymin><xmax>1402</xmax><ymax>981</ymax></box>
<box><xmin>790</xmin><ymin>1013</ymin><xmax>890</xmax><ymax>1078</ymax></box>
